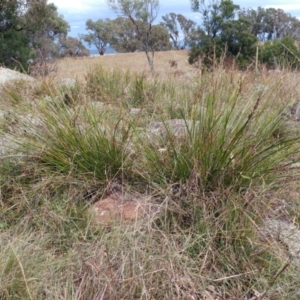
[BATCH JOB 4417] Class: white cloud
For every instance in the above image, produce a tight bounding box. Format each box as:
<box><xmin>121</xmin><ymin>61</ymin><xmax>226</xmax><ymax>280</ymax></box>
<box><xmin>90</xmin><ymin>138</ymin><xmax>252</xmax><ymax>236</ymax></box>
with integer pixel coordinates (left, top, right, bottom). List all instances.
<box><xmin>278</xmin><ymin>4</ymin><xmax>300</xmax><ymax>9</ymax></box>
<box><xmin>50</xmin><ymin>0</ymin><xmax>105</xmax><ymax>11</ymax></box>
<box><xmin>49</xmin><ymin>0</ymin><xmax>300</xmax><ymax>37</ymax></box>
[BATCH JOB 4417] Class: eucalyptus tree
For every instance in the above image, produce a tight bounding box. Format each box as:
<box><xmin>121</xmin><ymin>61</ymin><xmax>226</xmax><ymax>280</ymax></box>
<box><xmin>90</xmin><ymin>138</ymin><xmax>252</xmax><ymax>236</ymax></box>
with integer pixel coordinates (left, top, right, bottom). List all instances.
<box><xmin>161</xmin><ymin>13</ymin><xmax>196</xmax><ymax>49</ymax></box>
<box><xmin>239</xmin><ymin>7</ymin><xmax>300</xmax><ymax>41</ymax></box>
<box><xmin>0</xmin><ymin>0</ymin><xmax>69</xmax><ymax>70</ymax></box>
<box><xmin>80</xmin><ymin>19</ymin><xmax>114</xmax><ymax>55</ymax></box>
<box><xmin>59</xmin><ymin>37</ymin><xmax>90</xmax><ymax>57</ymax></box>
<box><xmin>110</xmin><ymin>17</ymin><xmax>171</xmax><ymax>53</ymax></box>
<box><xmin>141</xmin><ymin>24</ymin><xmax>172</xmax><ymax>51</ymax></box>
<box><xmin>0</xmin><ymin>0</ymin><xmax>26</xmax><ymax>33</ymax></box>
<box><xmin>107</xmin><ymin>0</ymin><xmax>160</xmax><ymax>75</ymax></box>
<box><xmin>189</xmin><ymin>0</ymin><xmax>257</xmax><ymax>68</ymax></box>
<box><xmin>110</xmin><ymin>17</ymin><xmax>142</xmax><ymax>53</ymax></box>
<box><xmin>25</xmin><ymin>0</ymin><xmax>69</xmax><ymax>60</ymax></box>
<box><xmin>160</xmin><ymin>13</ymin><xmax>180</xmax><ymax>49</ymax></box>
<box><xmin>177</xmin><ymin>14</ymin><xmax>196</xmax><ymax>49</ymax></box>
<box><xmin>0</xmin><ymin>0</ymin><xmax>30</xmax><ymax>68</ymax></box>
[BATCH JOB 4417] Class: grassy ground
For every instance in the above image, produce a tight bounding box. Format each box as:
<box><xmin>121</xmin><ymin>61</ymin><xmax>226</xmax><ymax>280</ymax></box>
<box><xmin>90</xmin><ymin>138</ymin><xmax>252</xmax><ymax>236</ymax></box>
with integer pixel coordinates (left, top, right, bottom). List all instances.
<box><xmin>1</xmin><ymin>51</ymin><xmax>300</xmax><ymax>299</ymax></box>
<box><xmin>54</xmin><ymin>50</ymin><xmax>195</xmax><ymax>81</ymax></box>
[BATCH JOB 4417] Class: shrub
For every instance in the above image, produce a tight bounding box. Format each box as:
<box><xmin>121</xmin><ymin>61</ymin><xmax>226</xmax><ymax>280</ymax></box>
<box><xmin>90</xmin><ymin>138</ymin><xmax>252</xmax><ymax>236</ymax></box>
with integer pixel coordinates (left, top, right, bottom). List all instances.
<box><xmin>138</xmin><ymin>71</ymin><xmax>298</xmax><ymax>191</ymax></box>
<box><xmin>19</xmin><ymin>98</ymin><xmax>135</xmax><ymax>182</ymax></box>
<box><xmin>259</xmin><ymin>37</ymin><xmax>300</xmax><ymax>70</ymax></box>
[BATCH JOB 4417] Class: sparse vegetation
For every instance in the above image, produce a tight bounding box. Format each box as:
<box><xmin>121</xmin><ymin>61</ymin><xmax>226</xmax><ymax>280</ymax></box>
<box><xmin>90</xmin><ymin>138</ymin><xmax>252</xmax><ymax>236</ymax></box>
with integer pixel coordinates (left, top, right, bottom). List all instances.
<box><xmin>2</xmin><ymin>51</ymin><xmax>300</xmax><ymax>299</ymax></box>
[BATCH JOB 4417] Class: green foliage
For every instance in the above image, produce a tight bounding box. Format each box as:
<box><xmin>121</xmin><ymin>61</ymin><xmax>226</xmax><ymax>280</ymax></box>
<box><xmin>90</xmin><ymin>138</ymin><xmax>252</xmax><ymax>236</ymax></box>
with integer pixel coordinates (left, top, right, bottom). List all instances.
<box><xmin>21</xmin><ymin>101</ymin><xmax>134</xmax><ymax>181</ymax></box>
<box><xmin>25</xmin><ymin>1</ymin><xmax>69</xmax><ymax>41</ymax></box>
<box><xmin>160</xmin><ymin>13</ymin><xmax>196</xmax><ymax>49</ymax></box>
<box><xmin>239</xmin><ymin>7</ymin><xmax>300</xmax><ymax>40</ymax></box>
<box><xmin>84</xmin><ymin>66</ymin><xmax>164</xmax><ymax>110</ymax></box>
<box><xmin>0</xmin><ymin>0</ymin><xmax>29</xmax><ymax>69</ymax></box>
<box><xmin>189</xmin><ymin>0</ymin><xmax>257</xmax><ymax>68</ymax></box>
<box><xmin>80</xmin><ymin>19</ymin><xmax>114</xmax><ymax>55</ymax></box>
<box><xmin>258</xmin><ymin>37</ymin><xmax>300</xmax><ymax>70</ymax></box>
<box><xmin>0</xmin><ymin>0</ymin><xmax>25</xmax><ymax>34</ymax></box>
<box><xmin>222</xmin><ymin>18</ymin><xmax>257</xmax><ymax>68</ymax></box>
<box><xmin>110</xmin><ymin>17</ymin><xmax>142</xmax><ymax>53</ymax></box>
<box><xmin>138</xmin><ymin>74</ymin><xmax>298</xmax><ymax>191</ymax></box>
<box><xmin>130</xmin><ymin>73</ymin><xmax>149</xmax><ymax>106</ymax></box>
<box><xmin>85</xmin><ymin>65</ymin><xmax>131</xmax><ymax>103</ymax></box>
<box><xmin>142</xmin><ymin>24</ymin><xmax>172</xmax><ymax>51</ymax></box>
<box><xmin>110</xmin><ymin>18</ymin><xmax>171</xmax><ymax>53</ymax></box>
<box><xmin>59</xmin><ymin>36</ymin><xmax>90</xmax><ymax>57</ymax></box>
<box><xmin>0</xmin><ymin>0</ymin><xmax>69</xmax><ymax>70</ymax></box>
<box><xmin>160</xmin><ymin>13</ymin><xmax>180</xmax><ymax>49</ymax></box>
<box><xmin>177</xmin><ymin>14</ymin><xmax>197</xmax><ymax>49</ymax></box>
<box><xmin>0</xmin><ymin>28</ymin><xmax>33</xmax><ymax>70</ymax></box>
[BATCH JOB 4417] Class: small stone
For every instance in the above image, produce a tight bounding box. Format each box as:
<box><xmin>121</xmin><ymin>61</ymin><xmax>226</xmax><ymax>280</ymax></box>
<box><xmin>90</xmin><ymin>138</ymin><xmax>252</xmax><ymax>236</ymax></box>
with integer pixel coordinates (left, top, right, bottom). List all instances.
<box><xmin>148</xmin><ymin>119</ymin><xmax>200</xmax><ymax>139</ymax></box>
<box><xmin>129</xmin><ymin>108</ymin><xmax>142</xmax><ymax>116</ymax></box>
<box><xmin>59</xmin><ymin>78</ymin><xmax>77</xmax><ymax>89</ymax></box>
<box><xmin>293</xmin><ymin>101</ymin><xmax>300</xmax><ymax>121</ymax></box>
<box><xmin>91</xmin><ymin>193</ymin><xmax>155</xmax><ymax>226</ymax></box>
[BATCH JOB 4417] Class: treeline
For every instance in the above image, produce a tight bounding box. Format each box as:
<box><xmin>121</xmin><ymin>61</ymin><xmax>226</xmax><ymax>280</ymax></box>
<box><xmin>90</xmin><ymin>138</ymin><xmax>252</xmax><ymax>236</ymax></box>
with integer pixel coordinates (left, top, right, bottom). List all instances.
<box><xmin>80</xmin><ymin>13</ymin><xmax>196</xmax><ymax>55</ymax></box>
<box><xmin>1</xmin><ymin>0</ymin><xmax>300</xmax><ymax>73</ymax></box>
<box><xmin>189</xmin><ymin>0</ymin><xmax>300</xmax><ymax>69</ymax></box>
<box><xmin>88</xmin><ymin>0</ymin><xmax>300</xmax><ymax>71</ymax></box>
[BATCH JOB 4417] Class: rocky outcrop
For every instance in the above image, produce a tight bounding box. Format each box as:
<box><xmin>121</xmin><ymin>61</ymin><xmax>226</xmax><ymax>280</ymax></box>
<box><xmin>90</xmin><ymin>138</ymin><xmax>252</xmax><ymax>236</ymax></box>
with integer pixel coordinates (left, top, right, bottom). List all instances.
<box><xmin>0</xmin><ymin>67</ymin><xmax>36</xmax><ymax>89</ymax></box>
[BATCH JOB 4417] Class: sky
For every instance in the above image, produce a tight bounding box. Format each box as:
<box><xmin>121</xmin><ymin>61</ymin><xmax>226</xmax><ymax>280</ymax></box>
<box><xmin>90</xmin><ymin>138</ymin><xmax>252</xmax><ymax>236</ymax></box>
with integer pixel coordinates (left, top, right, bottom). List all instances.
<box><xmin>50</xmin><ymin>0</ymin><xmax>300</xmax><ymax>39</ymax></box>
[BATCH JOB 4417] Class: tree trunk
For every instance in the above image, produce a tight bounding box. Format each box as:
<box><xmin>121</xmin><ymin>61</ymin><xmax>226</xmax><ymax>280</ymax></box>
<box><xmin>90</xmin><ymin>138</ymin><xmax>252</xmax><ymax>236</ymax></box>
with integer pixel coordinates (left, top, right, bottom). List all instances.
<box><xmin>145</xmin><ymin>48</ymin><xmax>155</xmax><ymax>76</ymax></box>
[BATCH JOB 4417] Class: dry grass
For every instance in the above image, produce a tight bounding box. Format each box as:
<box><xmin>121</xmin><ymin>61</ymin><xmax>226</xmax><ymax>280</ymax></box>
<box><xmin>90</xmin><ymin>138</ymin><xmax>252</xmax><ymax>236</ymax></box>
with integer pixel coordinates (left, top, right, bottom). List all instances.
<box><xmin>54</xmin><ymin>50</ymin><xmax>195</xmax><ymax>81</ymax></box>
<box><xmin>2</xmin><ymin>51</ymin><xmax>300</xmax><ymax>299</ymax></box>
<box><xmin>54</xmin><ymin>50</ymin><xmax>300</xmax><ymax>100</ymax></box>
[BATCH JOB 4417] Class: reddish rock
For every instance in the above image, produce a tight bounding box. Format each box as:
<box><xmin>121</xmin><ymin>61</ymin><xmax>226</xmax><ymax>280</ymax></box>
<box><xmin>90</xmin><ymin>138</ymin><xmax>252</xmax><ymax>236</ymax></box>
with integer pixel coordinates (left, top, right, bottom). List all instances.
<box><xmin>92</xmin><ymin>194</ymin><xmax>154</xmax><ymax>226</ymax></box>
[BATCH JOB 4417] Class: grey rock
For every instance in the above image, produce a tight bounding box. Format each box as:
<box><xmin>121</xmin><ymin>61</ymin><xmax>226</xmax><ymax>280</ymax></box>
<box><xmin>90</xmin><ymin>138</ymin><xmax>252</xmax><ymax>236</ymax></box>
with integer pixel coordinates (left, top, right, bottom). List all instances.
<box><xmin>129</xmin><ymin>108</ymin><xmax>142</xmax><ymax>116</ymax></box>
<box><xmin>0</xmin><ymin>109</ymin><xmax>7</xmax><ymax>119</ymax></box>
<box><xmin>294</xmin><ymin>101</ymin><xmax>300</xmax><ymax>121</ymax></box>
<box><xmin>268</xmin><ymin>69</ymin><xmax>281</xmax><ymax>74</ymax></box>
<box><xmin>43</xmin><ymin>95</ymin><xmax>53</xmax><ymax>103</ymax></box>
<box><xmin>289</xmin><ymin>163</ymin><xmax>300</xmax><ymax>169</ymax></box>
<box><xmin>263</xmin><ymin>219</ymin><xmax>300</xmax><ymax>265</ymax></box>
<box><xmin>254</xmin><ymin>84</ymin><xmax>266</xmax><ymax>93</ymax></box>
<box><xmin>59</xmin><ymin>78</ymin><xmax>77</xmax><ymax>89</ymax></box>
<box><xmin>148</xmin><ymin>119</ymin><xmax>200</xmax><ymax>139</ymax></box>
<box><xmin>89</xmin><ymin>101</ymin><xmax>105</xmax><ymax>111</ymax></box>
<box><xmin>6</xmin><ymin>114</ymin><xmax>44</xmax><ymax>136</ymax></box>
<box><xmin>0</xmin><ymin>67</ymin><xmax>36</xmax><ymax>89</ymax></box>
<box><xmin>0</xmin><ymin>133</ymin><xmax>21</xmax><ymax>155</ymax></box>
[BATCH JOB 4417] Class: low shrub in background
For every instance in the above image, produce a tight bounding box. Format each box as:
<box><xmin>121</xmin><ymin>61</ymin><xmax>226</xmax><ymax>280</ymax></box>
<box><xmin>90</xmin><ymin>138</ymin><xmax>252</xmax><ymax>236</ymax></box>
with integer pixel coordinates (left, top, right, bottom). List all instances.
<box><xmin>259</xmin><ymin>37</ymin><xmax>300</xmax><ymax>70</ymax></box>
